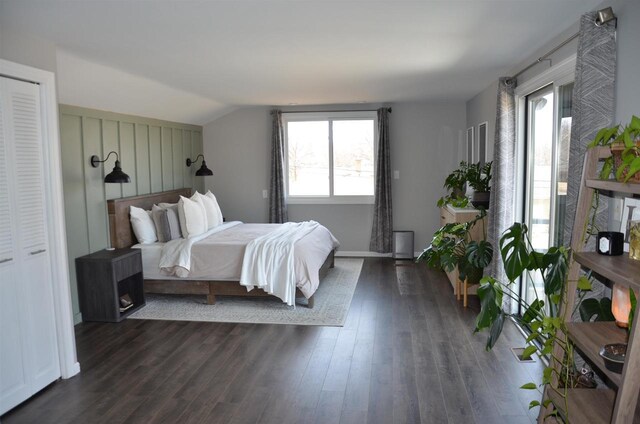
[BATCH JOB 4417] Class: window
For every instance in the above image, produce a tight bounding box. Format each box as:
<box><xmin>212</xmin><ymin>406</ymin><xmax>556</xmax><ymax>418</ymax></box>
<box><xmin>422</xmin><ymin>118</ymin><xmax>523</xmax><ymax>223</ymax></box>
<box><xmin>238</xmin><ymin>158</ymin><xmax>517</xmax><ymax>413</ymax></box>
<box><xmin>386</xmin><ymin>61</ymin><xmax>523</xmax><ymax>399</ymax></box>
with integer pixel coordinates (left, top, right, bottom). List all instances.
<box><xmin>283</xmin><ymin>112</ymin><xmax>377</xmax><ymax>203</ymax></box>
<box><xmin>520</xmin><ymin>81</ymin><xmax>574</xmax><ymax>312</ymax></box>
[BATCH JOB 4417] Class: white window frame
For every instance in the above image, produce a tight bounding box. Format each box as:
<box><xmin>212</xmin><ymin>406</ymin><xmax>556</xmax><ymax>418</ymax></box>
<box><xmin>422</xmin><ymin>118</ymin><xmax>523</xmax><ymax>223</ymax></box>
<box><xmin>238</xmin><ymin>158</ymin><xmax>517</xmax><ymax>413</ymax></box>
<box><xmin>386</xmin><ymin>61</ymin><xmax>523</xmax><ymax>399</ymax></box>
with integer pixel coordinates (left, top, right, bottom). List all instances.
<box><xmin>283</xmin><ymin>111</ymin><xmax>378</xmax><ymax>204</ymax></box>
<box><xmin>514</xmin><ymin>54</ymin><xmax>576</xmax><ymax>229</ymax></box>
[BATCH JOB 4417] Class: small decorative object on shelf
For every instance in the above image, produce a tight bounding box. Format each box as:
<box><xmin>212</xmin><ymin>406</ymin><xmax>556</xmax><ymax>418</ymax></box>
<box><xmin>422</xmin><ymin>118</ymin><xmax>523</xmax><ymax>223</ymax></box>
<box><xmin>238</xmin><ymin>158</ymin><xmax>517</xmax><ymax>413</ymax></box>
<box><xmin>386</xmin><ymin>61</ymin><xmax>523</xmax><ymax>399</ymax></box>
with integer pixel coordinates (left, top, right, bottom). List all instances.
<box><xmin>629</xmin><ymin>221</ymin><xmax>640</xmax><ymax>260</ymax></box>
<box><xmin>600</xmin><ymin>343</ymin><xmax>627</xmax><ymax>374</ymax></box>
<box><xmin>597</xmin><ymin>231</ymin><xmax>624</xmax><ymax>255</ymax></box>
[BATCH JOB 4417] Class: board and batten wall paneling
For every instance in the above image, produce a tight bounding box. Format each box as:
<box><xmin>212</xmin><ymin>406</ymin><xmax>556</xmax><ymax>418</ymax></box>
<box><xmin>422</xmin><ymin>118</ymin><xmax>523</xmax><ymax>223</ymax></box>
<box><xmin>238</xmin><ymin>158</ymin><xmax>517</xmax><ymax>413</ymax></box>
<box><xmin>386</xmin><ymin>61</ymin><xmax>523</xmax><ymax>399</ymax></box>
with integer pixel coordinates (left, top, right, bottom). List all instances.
<box><xmin>59</xmin><ymin>105</ymin><xmax>203</xmax><ymax>323</ymax></box>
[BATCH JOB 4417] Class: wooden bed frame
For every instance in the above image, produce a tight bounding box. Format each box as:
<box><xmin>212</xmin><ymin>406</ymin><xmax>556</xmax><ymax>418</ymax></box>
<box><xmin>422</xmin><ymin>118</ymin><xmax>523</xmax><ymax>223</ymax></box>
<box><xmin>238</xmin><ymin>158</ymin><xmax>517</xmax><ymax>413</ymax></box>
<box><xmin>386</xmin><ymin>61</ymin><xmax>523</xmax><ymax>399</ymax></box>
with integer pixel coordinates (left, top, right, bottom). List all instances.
<box><xmin>106</xmin><ymin>188</ymin><xmax>334</xmax><ymax>308</ymax></box>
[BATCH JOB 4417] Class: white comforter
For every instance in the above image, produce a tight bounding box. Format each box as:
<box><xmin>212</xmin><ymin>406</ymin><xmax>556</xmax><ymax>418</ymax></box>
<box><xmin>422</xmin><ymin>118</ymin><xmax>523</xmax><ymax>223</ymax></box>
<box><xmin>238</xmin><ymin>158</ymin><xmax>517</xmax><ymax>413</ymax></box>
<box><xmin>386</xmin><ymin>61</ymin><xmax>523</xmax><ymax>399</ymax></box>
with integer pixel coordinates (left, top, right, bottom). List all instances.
<box><xmin>155</xmin><ymin>221</ymin><xmax>339</xmax><ymax>302</ymax></box>
<box><xmin>239</xmin><ymin>221</ymin><xmax>320</xmax><ymax>306</ymax></box>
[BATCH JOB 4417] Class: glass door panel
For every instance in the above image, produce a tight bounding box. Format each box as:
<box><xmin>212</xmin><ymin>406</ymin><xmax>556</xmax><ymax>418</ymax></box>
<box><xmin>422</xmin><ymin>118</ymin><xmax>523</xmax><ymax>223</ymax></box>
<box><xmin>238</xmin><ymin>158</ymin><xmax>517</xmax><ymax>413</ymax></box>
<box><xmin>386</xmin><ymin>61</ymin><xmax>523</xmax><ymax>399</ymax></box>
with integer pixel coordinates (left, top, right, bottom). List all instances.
<box><xmin>521</xmin><ymin>82</ymin><xmax>573</xmax><ymax>310</ymax></box>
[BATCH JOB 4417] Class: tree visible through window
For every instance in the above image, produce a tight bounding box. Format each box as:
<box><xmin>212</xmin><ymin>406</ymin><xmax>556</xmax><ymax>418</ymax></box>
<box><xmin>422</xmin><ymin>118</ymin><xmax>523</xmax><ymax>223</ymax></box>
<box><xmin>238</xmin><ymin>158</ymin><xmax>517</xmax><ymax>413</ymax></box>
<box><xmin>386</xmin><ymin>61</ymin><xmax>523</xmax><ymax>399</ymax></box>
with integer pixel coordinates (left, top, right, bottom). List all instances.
<box><xmin>284</xmin><ymin>112</ymin><xmax>376</xmax><ymax>201</ymax></box>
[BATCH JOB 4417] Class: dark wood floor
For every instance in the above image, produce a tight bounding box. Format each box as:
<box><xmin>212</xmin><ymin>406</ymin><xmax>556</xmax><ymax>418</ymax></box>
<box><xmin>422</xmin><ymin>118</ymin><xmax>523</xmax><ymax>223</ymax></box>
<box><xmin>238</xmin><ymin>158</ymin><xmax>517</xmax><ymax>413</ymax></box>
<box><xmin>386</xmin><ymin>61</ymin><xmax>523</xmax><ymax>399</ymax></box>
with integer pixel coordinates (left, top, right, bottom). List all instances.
<box><xmin>3</xmin><ymin>258</ymin><xmax>543</xmax><ymax>424</ymax></box>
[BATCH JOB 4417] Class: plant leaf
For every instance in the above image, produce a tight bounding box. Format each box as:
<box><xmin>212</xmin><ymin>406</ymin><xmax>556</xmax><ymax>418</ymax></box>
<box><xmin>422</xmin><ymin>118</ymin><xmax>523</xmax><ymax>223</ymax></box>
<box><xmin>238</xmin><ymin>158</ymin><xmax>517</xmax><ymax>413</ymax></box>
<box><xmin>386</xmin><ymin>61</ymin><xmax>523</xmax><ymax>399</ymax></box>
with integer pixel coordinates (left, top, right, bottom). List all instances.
<box><xmin>580</xmin><ymin>297</ymin><xmax>614</xmax><ymax>322</ymax></box>
<box><xmin>630</xmin><ymin>289</ymin><xmax>637</xmax><ymax>332</ymax></box>
<box><xmin>475</xmin><ymin>278</ymin><xmax>503</xmax><ymax>336</ymax></box>
<box><xmin>522</xmin><ymin>299</ymin><xmax>544</xmax><ymax>324</ymax></box>
<box><xmin>577</xmin><ymin>276</ymin><xmax>592</xmax><ymax>291</ymax></box>
<box><xmin>541</xmin><ymin>247</ymin><xmax>568</xmax><ymax>295</ymax></box>
<box><xmin>521</xmin><ymin>345</ymin><xmax>537</xmax><ymax>360</ymax></box>
<box><xmin>466</xmin><ymin>240</ymin><xmax>494</xmax><ymax>269</ymax></box>
<box><xmin>487</xmin><ymin>311</ymin><xmax>505</xmax><ymax>350</ymax></box>
<box><xmin>500</xmin><ymin>223</ymin><xmax>530</xmax><ymax>282</ymax></box>
<box><xmin>529</xmin><ymin>400</ymin><xmax>540</xmax><ymax>410</ymax></box>
<box><xmin>600</xmin><ymin>156</ymin><xmax>614</xmax><ymax>180</ymax></box>
<box><xmin>623</xmin><ymin>157</ymin><xmax>640</xmax><ymax>183</ymax></box>
<box><xmin>520</xmin><ymin>382</ymin><xmax>537</xmax><ymax>390</ymax></box>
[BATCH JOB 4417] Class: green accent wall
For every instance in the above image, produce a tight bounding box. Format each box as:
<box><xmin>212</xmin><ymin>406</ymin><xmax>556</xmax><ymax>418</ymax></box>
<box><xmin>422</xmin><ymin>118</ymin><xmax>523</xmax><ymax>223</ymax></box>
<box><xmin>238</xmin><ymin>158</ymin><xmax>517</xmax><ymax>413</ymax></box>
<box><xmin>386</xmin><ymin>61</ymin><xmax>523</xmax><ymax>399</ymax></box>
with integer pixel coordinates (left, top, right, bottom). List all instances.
<box><xmin>59</xmin><ymin>105</ymin><xmax>204</xmax><ymax>324</ymax></box>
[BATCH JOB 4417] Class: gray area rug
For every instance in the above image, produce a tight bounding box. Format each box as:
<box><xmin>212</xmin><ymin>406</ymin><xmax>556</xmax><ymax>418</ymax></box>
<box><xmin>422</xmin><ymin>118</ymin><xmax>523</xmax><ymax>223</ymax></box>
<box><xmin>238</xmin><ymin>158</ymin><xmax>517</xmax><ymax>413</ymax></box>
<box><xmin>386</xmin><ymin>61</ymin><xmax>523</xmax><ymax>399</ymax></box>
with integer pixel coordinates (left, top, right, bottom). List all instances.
<box><xmin>129</xmin><ymin>258</ymin><xmax>363</xmax><ymax>326</ymax></box>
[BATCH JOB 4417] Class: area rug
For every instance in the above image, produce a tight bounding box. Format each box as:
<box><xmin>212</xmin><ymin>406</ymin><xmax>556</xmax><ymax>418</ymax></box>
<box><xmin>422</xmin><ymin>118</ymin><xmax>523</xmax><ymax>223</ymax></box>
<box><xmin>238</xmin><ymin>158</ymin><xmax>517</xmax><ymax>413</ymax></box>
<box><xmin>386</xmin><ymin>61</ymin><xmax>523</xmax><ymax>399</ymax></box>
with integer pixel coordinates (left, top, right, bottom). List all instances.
<box><xmin>129</xmin><ymin>258</ymin><xmax>363</xmax><ymax>326</ymax></box>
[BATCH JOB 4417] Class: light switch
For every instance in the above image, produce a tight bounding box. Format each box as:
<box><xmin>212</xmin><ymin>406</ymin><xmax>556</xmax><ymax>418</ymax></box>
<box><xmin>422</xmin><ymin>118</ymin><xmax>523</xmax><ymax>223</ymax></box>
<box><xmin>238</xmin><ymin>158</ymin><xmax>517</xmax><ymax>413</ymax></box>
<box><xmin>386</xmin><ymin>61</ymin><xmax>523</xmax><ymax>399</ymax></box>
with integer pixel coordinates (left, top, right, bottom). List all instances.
<box><xmin>262</xmin><ymin>189</ymin><xmax>268</xmax><ymax>199</ymax></box>
<box><xmin>394</xmin><ymin>170</ymin><xmax>400</xmax><ymax>179</ymax></box>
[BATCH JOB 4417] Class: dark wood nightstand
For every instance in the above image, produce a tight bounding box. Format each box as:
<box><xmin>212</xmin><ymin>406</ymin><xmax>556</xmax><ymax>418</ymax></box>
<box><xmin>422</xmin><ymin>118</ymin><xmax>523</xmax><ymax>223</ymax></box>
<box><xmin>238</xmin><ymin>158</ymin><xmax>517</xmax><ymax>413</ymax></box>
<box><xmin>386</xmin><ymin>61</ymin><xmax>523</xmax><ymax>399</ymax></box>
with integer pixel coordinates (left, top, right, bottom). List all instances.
<box><xmin>76</xmin><ymin>248</ymin><xmax>145</xmax><ymax>322</ymax></box>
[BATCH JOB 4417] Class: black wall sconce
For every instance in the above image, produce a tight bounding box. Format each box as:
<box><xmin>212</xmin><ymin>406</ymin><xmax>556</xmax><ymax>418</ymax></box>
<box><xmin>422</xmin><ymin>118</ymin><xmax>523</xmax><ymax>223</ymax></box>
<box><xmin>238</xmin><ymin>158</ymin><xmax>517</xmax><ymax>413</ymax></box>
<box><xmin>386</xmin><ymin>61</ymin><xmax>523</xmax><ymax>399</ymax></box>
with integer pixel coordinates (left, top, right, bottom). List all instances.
<box><xmin>186</xmin><ymin>154</ymin><xmax>213</xmax><ymax>176</ymax></box>
<box><xmin>90</xmin><ymin>151</ymin><xmax>131</xmax><ymax>183</ymax></box>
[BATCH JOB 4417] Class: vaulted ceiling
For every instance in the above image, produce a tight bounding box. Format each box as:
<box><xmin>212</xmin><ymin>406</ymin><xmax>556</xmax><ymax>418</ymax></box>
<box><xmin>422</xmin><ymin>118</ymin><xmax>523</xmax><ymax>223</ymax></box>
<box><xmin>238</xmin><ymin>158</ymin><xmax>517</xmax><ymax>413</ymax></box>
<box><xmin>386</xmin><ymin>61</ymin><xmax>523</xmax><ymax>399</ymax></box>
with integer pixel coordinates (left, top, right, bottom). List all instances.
<box><xmin>1</xmin><ymin>0</ymin><xmax>603</xmax><ymax>123</ymax></box>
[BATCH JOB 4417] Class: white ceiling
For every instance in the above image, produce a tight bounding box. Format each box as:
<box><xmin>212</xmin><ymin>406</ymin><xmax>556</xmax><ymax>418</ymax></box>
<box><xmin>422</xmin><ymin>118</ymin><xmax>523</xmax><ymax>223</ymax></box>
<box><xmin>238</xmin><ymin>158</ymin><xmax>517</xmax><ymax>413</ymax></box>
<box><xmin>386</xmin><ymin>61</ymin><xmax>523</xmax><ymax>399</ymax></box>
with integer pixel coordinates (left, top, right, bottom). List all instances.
<box><xmin>1</xmin><ymin>0</ymin><xmax>602</xmax><ymax>123</ymax></box>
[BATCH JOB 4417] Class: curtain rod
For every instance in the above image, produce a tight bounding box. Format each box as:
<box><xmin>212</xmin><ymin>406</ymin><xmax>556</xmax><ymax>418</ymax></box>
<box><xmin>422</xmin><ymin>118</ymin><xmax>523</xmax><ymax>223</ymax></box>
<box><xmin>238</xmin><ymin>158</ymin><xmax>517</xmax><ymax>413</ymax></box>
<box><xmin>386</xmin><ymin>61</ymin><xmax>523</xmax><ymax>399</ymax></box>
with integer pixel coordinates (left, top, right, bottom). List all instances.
<box><xmin>272</xmin><ymin>107</ymin><xmax>391</xmax><ymax>115</ymax></box>
<box><xmin>512</xmin><ymin>32</ymin><xmax>579</xmax><ymax>79</ymax></box>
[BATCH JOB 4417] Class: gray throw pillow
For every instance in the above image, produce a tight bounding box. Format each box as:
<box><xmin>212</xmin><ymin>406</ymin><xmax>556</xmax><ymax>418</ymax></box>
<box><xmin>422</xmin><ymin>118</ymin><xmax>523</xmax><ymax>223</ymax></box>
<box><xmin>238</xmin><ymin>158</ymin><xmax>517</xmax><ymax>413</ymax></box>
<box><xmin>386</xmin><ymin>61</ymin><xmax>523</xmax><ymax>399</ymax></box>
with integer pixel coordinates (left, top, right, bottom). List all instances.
<box><xmin>151</xmin><ymin>205</ymin><xmax>171</xmax><ymax>242</ymax></box>
<box><xmin>165</xmin><ymin>205</ymin><xmax>183</xmax><ymax>240</ymax></box>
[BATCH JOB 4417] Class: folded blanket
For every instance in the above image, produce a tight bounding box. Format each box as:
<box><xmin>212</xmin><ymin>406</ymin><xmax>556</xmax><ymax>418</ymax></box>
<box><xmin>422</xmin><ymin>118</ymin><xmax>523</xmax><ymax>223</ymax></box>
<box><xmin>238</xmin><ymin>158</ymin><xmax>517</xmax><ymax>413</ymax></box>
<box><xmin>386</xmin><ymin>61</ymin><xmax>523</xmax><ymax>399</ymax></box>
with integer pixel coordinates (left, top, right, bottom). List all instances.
<box><xmin>159</xmin><ymin>221</ymin><xmax>242</xmax><ymax>277</ymax></box>
<box><xmin>240</xmin><ymin>221</ymin><xmax>320</xmax><ymax>306</ymax></box>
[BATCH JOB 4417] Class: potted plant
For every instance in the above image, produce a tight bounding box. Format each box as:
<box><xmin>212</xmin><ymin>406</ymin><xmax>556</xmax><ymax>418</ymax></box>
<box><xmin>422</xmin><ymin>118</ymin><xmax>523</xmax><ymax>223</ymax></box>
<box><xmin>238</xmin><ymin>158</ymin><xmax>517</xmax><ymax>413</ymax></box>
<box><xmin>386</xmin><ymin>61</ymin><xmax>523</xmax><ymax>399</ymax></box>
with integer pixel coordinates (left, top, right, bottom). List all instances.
<box><xmin>467</xmin><ymin>161</ymin><xmax>492</xmax><ymax>208</ymax></box>
<box><xmin>588</xmin><ymin>115</ymin><xmax>640</xmax><ymax>183</ymax></box>
<box><xmin>473</xmin><ymin>222</ymin><xmax>594</xmax><ymax>418</ymax></box>
<box><xmin>417</xmin><ymin>209</ymin><xmax>492</xmax><ymax>287</ymax></box>
<box><xmin>437</xmin><ymin>161</ymin><xmax>470</xmax><ymax>208</ymax></box>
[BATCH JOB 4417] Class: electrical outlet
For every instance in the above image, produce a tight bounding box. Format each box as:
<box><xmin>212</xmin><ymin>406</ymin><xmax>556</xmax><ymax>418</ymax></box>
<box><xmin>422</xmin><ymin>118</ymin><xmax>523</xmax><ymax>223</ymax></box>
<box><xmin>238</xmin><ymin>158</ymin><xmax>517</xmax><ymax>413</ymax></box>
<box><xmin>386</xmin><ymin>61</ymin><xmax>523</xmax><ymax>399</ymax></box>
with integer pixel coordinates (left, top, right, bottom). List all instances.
<box><xmin>262</xmin><ymin>189</ymin><xmax>268</xmax><ymax>199</ymax></box>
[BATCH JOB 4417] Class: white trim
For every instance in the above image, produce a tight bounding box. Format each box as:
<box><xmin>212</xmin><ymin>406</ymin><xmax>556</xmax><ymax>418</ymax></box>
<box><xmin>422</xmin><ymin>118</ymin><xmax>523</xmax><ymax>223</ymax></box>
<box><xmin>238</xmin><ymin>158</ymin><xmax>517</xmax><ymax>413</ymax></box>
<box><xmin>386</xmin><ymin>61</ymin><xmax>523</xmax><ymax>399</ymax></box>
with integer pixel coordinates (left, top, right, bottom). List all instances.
<box><xmin>335</xmin><ymin>251</ymin><xmax>392</xmax><ymax>258</ymax></box>
<box><xmin>282</xmin><ymin>111</ymin><xmax>378</xmax><ymax>202</ymax></box>
<box><xmin>515</xmin><ymin>55</ymin><xmax>576</xmax><ymax>97</ymax></box>
<box><xmin>466</xmin><ymin>127</ymin><xmax>474</xmax><ymax>163</ymax></box>
<box><xmin>514</xmin><ymin>54</ymin><xmax>576</xmax><ymax>226</ymax></box>
<box><xmin>0</xmin><ymin>59</ymin><xmax>80</xmax><ymax>379</ymax></box>
<box><xmin>287</xmin><ymin>196</ymin><xmax>374</xmax><ymax>205</ymax></box>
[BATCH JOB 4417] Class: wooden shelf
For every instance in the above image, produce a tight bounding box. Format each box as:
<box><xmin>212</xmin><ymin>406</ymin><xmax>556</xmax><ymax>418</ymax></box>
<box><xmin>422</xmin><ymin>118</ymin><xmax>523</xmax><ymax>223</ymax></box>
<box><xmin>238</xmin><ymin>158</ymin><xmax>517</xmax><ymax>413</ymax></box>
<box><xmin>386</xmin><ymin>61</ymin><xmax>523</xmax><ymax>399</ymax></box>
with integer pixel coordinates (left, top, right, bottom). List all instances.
<box><xmin>585</xmin><ymin>179</ymin><xmax>640</xmax><ymax>195</ymax></box>
<box><xmin>573</xmin><ymin>252</ymin><xmax>640</xmax><ymax>291</ymax></box>
<box><xmin>548</xmin><ymin>388</ymin><xmax>615</xmax><ymax>423</ymax></box>
<box><xmin>566</xmin><ymin>322</ymin><xmax>627</xmax><ymax>387</ymax></box>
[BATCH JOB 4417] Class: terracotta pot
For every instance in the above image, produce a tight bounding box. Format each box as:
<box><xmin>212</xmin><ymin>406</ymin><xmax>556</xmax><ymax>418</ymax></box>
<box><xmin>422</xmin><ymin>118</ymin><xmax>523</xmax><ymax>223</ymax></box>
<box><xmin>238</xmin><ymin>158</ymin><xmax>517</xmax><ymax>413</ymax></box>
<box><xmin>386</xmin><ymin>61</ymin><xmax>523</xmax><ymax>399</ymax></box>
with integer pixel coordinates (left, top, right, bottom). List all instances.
<box><xmin>611</xmin><ymin>141</ymin><xmax>640</xmax><ymax>183</ymax></box>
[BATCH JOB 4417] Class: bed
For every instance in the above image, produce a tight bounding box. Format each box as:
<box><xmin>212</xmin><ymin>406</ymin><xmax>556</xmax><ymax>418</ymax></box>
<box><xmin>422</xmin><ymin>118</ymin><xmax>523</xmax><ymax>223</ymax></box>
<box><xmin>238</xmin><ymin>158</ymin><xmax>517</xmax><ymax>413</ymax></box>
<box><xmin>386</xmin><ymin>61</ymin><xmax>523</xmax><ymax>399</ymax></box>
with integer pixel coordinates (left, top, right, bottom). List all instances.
<box><xmin>107</xmin><ymin>188</ymin><xmax>338</xmax><ymax>308</ymax></box>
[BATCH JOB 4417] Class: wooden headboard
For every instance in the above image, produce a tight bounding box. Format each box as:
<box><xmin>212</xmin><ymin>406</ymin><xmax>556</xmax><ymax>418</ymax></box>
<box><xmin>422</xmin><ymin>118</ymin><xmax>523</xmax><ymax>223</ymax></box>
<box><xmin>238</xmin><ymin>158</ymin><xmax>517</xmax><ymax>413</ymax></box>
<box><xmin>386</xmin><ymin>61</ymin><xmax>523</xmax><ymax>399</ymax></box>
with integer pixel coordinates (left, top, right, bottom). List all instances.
<box><xmin>107</xmin><ymin>188</ymin><xmax>192</xmax><ymax>248</ymax></box>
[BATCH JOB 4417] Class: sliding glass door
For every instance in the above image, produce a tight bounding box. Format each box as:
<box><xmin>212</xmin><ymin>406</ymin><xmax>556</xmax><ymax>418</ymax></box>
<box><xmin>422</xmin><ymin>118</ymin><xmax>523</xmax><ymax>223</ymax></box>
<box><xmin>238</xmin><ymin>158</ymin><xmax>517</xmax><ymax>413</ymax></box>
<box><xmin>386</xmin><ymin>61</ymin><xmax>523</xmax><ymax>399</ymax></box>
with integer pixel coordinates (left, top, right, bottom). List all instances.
<box><xmin>521</xmin><ymin>82</ymin><xmax>574</xmax><ymax>310</ymax></box>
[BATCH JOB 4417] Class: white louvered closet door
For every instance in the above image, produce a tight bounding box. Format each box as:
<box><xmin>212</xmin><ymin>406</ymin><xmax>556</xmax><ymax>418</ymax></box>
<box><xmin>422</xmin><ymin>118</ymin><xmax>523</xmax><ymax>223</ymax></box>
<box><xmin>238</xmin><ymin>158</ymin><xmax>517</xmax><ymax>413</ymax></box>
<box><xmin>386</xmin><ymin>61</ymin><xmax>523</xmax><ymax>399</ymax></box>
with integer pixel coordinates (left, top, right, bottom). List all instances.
<box><xmin>0</xmin><ymin>76</ymin><xmax>60</xmax><ymax>415</ymax></box>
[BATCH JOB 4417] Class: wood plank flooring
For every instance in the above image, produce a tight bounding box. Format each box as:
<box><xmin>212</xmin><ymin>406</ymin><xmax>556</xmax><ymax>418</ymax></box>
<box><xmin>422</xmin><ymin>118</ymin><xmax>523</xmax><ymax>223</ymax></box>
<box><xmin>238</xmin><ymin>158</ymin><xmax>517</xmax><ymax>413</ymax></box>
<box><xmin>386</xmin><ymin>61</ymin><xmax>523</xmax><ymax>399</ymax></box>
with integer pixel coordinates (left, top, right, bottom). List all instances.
<box><xmin>3</xmin><ymin>258</ymin><xmax>543</xmax><ymax>423</ymax></box>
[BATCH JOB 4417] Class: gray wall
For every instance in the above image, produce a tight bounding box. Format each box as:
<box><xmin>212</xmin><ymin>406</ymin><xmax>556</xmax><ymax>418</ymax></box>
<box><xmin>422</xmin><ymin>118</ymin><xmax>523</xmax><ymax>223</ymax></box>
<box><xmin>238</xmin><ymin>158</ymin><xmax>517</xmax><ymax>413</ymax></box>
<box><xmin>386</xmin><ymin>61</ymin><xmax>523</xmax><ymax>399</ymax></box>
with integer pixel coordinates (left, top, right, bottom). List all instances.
<box><xmin>59</xmin><ymin>105</ymin><xmax>204</xmax><ymax>323</ymax></box>
<box><xmin>466</xmin><ymin>0</ymin><xmax>638</xmax><ymax>156</ymax></box>
<box><xmin>203</xmin><ymin>102</ymin><xmax>466</xmax><ymax>253</ymax></box>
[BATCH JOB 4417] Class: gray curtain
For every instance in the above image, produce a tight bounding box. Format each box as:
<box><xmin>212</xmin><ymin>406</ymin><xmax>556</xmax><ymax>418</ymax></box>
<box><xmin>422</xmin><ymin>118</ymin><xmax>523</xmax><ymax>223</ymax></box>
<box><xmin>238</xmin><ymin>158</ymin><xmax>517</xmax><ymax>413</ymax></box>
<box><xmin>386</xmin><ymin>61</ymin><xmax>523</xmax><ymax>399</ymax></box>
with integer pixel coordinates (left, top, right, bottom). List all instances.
<box><xmin>269</xmin><ymin>110</ymin><xmax>288</xmax><ymax>223</ymax></box>
<box><xmin>487</xmin><ymin>77</ymin><xmax>517</xmax><ymax>312</ymax></box>
<box><xmin>563</xmin><ymin>12</ymin><xmax>617</xmax><ymax>249</ymax></box>
<box><xmin>369</xmin><ymin>108</ymin><xmax>393</xmax><ymax>253</ymax></box>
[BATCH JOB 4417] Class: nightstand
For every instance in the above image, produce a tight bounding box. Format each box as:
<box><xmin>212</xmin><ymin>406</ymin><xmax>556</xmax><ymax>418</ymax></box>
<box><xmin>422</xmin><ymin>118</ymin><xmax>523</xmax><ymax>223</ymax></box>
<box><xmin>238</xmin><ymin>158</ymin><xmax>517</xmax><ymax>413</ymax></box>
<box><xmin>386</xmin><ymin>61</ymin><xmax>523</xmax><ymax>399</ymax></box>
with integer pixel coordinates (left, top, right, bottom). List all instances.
<box><xmin>76</xmin><ymin>248</ymin><xmax>145</xmax><ymax>322</ymax></box>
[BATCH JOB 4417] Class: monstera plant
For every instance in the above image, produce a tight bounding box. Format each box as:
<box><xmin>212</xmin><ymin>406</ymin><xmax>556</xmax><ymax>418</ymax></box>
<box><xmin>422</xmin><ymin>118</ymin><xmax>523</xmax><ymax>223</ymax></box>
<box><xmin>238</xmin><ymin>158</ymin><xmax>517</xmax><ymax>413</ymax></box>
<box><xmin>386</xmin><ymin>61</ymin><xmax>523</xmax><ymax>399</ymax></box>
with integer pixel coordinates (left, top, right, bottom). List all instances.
<box><xmin>417</xmin><ymin>209</ymin><xmax>492</xmax><ymax>286</ymax></box>
<box><xmin>473</xmin><ymin>222</ymin><xmax>594</xmax><ymax>418</ymax></box>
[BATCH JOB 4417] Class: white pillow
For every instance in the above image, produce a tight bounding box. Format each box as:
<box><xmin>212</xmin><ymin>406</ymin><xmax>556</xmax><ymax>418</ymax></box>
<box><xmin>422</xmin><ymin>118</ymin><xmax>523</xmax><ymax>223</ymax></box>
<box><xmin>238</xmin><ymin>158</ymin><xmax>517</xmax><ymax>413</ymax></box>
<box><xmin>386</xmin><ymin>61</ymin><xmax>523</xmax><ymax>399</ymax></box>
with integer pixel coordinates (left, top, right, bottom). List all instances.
<box><xmin>129</xmin><ymin>205</ymin><xmax>157</xmax><ymax>244</ymax></box>
<box><xmin>204</xmin><ymin>191</ymin><xmax>224</xmax><ymax>226</ymax></box>
<box><xmin>178</xmin><ymin>195</ymin><xmax>207</xmax><ymax>238</ymax></box>
<box><xmin>192</xmin><ymin>192</ymin><xmax>221</xmax><ymax>229</ymax></box>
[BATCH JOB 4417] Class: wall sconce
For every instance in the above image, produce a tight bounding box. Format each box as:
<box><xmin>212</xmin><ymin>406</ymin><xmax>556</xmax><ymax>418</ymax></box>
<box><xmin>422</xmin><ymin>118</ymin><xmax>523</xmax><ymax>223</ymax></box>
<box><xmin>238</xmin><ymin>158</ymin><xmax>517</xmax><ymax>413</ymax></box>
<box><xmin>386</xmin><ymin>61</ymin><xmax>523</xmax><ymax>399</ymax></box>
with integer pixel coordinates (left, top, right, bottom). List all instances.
<box><xmin>611</xmin><ymin>284</ymin><xmax>631</xmax><ymax>328</ymax></box>
<box><xmin>186</xmin><ymin>154</ymin><xmax>213</xmax><ymax>176</ymax></box>
<box><xmin>90</xmin><ymin>151</ymin><xmax>131</xmax><ymax>183</ymax></box>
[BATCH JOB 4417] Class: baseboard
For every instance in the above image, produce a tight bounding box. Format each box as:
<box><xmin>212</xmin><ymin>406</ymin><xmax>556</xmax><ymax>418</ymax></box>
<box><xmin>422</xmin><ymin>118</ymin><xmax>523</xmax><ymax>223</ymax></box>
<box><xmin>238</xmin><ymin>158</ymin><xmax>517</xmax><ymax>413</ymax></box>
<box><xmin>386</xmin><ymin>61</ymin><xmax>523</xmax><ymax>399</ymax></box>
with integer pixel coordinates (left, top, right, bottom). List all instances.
<box><xmin>335</xmin><ymin>251</ymin><xmax>392</xmax><ymax>258</ymax></box>
<box><xmin>73</xmin><ymin>312</ymin><xmax>82</xmax><ymax>325</ymax></box>
<box><xmin>335</xmin><ymin>251</ymin><xmax>422</xmax><ymax>259</ymax></box>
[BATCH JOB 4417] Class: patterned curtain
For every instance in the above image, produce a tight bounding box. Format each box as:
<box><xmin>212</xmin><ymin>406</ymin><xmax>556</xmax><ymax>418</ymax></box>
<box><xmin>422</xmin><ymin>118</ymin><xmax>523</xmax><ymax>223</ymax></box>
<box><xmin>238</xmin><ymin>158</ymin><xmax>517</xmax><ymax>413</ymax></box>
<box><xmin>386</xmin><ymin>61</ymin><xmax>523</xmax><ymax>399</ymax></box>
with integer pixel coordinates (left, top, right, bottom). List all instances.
<box><xmin>369</xmin><ymin>108</ymin><xmax>393</xmax><ymax>253</ymax></box>
<box><xmin>269</xmin><ymin>110</ymin><xmax>288</xmax><ymax>223</ymax></box>
<box><xmin>487</xmin><ymin>77</ymin><xmax>517</xmax><ymax>313</ymax></box>
<box><xmin>563</xmin><ymin>12</ymin><xmax>617</xmax><ymax>249</ymax></box>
